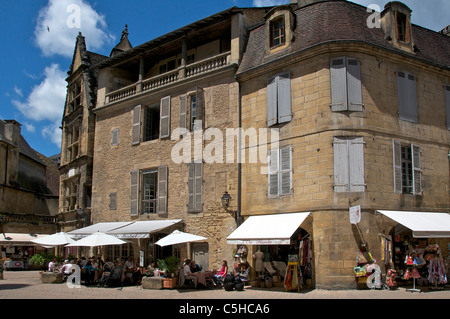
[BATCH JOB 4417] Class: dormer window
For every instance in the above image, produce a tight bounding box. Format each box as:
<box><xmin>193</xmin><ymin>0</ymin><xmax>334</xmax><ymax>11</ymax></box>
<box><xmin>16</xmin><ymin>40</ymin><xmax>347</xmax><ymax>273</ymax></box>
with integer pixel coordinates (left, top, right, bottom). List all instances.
<box><xmin>270</xmin><ymin>17</ymin><xmax>286</xmax><ymax>48</ymax></box>
<box><xmin>396</xmin><ymin>12</ymin><xmax>407</xmax><ymax>42</ymax></box>
<box><xmin>380</xmin><ymin>2</ymin><xmax>414</xmax><ymax>52</ymax></box>
<box><xmin>265</xmin><ymin>5</ymin><xmax>295</xmax><ymax>54</ymax></box>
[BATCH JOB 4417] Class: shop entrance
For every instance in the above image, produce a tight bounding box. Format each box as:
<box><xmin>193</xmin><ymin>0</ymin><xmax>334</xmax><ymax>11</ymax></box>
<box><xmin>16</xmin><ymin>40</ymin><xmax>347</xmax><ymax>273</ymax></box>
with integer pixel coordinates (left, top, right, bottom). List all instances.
<box><xmin>388</xmin><ymin>225</ymin><xmax>449</xmax><ymax>291</ymax></box>
<box><xmin>232</xmin><ymin>227</ymin><xmax>313</xmax><ymax>290</ymax></box>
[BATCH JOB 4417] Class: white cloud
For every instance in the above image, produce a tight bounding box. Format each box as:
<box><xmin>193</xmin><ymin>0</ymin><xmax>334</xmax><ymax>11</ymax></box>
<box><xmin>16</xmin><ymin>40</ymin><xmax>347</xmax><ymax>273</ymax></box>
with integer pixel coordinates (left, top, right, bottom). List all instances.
<box><xmin>13</xmin><ymin>86</ymin><xmax>23</xmax><ymax>98</ymax></box>
<box><xmin>12</xmin><ymin>64</ymin><xmax>66</xmax><ymax>123</ymax></box>
<box><xmin>253</xmin><ymin>0</ymin><xmax>286</xmax><ymax>7</ymax></box>
<box><xmin>35</xmin><ymin>0</ymin><xmax>115</xmax><ymax>58</ymax></box>
<box><xmin>12</xmin><ymin>64</ymin><xmax>66</xmax><ymax>148</ymax></box>
<box><xmin>42</xmin><ymin>122</ymin><xmax>62</xmax><ymax>147</ymax></box>
<box><xmin>23</xmin><ymin>122</ymin><xmax>36</xmax><ymax>133</ymax></box>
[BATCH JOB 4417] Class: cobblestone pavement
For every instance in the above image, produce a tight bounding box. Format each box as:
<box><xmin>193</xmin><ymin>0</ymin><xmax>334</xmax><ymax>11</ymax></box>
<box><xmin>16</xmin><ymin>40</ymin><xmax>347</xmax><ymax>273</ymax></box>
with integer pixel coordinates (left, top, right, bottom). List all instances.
<box><xmin>1</xmin><ymin>271</ymin><xmax>450</xmax><ymax>300</ymax></box>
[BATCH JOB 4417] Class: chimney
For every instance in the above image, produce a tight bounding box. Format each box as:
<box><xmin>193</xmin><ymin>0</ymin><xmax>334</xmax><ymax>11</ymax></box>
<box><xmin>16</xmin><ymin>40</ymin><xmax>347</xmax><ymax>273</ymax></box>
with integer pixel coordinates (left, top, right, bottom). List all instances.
<box><xmin>440</xmin><ymin>25</ymin><xmax>450</xmax><ymax>36</ymax></box>
<box><xmin>3</xmin><ymin>120</ymin><xmax>21</xmax><ymax>147</ymax></box>
<box><xmin>2</xmin><ymin>120</ymin><xmax>21</xmax><ymax>186</ymax></box>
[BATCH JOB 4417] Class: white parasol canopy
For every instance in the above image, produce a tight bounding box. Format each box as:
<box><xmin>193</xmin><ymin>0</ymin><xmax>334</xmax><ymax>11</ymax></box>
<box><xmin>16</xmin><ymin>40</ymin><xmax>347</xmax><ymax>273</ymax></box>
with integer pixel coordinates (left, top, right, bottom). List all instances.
<box><xmin>31</xmin><ymin>232</ymin><xmax>76</xmax><ymax>247</ymax></box>
<box><xmin>65</xmin><ymin>232</ymin><xmax>127</xmax><ymax>247</ymax></box>
<box><xmin>155</xmin><ymin>230</ymin><xmax>207</xmax><ymax>247</ymax></box>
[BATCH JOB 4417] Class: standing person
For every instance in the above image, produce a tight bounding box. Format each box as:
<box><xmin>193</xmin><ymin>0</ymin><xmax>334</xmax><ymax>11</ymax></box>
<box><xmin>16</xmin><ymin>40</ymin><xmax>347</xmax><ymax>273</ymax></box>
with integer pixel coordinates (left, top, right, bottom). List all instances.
<box><xmin>183</xmin><ymin>259</ymin><xmax>198</xmax><ymax>288</ymax></box>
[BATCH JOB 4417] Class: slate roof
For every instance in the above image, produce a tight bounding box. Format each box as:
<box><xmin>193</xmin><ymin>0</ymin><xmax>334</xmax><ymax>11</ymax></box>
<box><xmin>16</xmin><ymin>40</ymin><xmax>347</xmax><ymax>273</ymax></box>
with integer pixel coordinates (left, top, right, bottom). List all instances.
<box><xmin>237</xmin><ymin>0</ymin><xmax>450</xmax><ymax>76</ymax></box>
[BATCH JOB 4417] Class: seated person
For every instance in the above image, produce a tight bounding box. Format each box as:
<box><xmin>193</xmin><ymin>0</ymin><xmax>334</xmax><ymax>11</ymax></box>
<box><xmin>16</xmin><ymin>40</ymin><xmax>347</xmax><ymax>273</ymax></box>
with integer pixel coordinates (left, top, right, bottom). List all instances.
<box><xmin>83</xmin><ymin>260</ymin><xmax>98</xmax><ymax>284</ymax></box>
<box><xmin>98</xmin><ymin>258</ymin><xmax>114</xmax><ymax>287</ymax></box>
<box><xmin>190</xmin><ymin>260</ymin><xmax>202</xmax><ymax>273</ymax></box>
<box><xmin>236</xmin><ymin>262</ymin><xmax>251</xmax><ymax>282</ymax></box>
<box><xmin>212</xmin><ymin>260</ymin><xmax>228</xmax><ymax>285</ymax></box>
<box><xmin>183</xmin><ymin>259</ymin><xmax>198</xmax><ymax>288</ymax></box>
<box><xmin>107</xmin><ymin>259</ymin><xmax>125</xmax><ymax>287</ymax></box>
<box><xmin>60</xmin><ymin>260</ymin><xmax>74</xmax><ymax>279</ymax></box>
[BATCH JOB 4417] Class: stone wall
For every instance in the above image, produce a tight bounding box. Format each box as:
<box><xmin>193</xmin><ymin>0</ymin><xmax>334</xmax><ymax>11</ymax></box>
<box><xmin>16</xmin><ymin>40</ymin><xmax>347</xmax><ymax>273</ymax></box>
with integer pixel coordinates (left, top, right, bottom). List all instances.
<box><xmin>239</xmin><ymin>45</ymin><xmax>450</xmax><ymax>288</ymax></box>
<box><xmin>92</xmin><ymin>70</ymin><xmax>240</xmax><ymax>270</ymax></box>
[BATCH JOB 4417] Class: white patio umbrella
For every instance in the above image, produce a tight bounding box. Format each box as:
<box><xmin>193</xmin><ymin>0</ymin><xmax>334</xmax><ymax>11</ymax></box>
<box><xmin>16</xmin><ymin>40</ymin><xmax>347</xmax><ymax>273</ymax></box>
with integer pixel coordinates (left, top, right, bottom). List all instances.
<box><xmin>65</xmin><ymin>232</ymin><xmax>127</xmax><ymax>247</ymax></box>
<box><xmin>31</xmin><ymin>232</ymin><xmax>76</xmax><ymax>247</ymax></box>
<box><xmin>155</xmin><ymin>230</ymin><xmax>207</xmax><ymax>247</ymax></box>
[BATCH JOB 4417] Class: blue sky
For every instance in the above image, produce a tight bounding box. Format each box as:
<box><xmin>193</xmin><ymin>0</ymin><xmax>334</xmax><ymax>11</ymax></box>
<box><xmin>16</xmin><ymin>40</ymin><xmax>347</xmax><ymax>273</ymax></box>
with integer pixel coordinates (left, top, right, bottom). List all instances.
<box><xmin>0</xmin><ymin>0</ymin><xmax>448</xmax><ymax>157</ymax></box>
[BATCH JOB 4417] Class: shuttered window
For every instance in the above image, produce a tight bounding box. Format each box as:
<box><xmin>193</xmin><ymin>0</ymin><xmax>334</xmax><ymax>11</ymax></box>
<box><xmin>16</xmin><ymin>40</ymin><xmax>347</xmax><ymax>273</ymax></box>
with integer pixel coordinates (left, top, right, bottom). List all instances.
<box><xmin>330</xmin><ymin>57</ymin><xmax>363</xmax><ymax>112</ymax></box>
<box><xmin>333</xmin><ymin>137</ymin><xmax>365</xmax><ymax>192</ymax></box>
<box><xmin>195</xmin><ymin>87</ymin><xmax>205</xmax><ymax>131</ymax></box>
<box><xmin>157</xmin><ymin>166</ymin><xmax>168</xmax><ymax>215</ymax></box>
<box><xmin>130</xmin><ymin>170</ymin><xmax>139</xmax><ymax>216</ymax></box>
<box><xmin>267</xmin><ymin>73</ymin><xmax>292</xmax><ymax>127</ymax></box>
<box><xmin>130</xmin><ymin>166</ymin><xmax>168</xmax><ymax>216</ymax></box>
<box><xmin>392</xmin><ymin>140</ymin><xmax>422</xmax><ymax>195</ymax></box>
<box><xmin>179</xmin><ymin>95</ymin><xmax>187</xmax><ymax>133</ymax></box>
<box><xmin>160</xmin><ymin>96</ymin><xmax>171</xmax><ymax>138</ymax></box>
<box><xmin>188</xmin><ymin>162</ymin><xmax>203</xmax><ymax>212</ymax></box>
<box><xmin>132</xmin><ymin>105</ymin><xmax>141</xmax><ymax>145</ymax></box>
<box><xmin>445</xmin><ymin>86</ymin><xmax>450</xmax><ymax>130</ymax></box>
<box><xmin>397</xmin><ymin>71</ymin><xmax>418</xmax><ymax>123</ymax></box>
<box><xmin>111</xmin><ymin>128</ymin><xmax>119</xmax><ymax>146</ymax></box>
<box><xmin>109</xmin><ymin>192</ymin><xmax>117</xmax><ymax>210</ymax></box>
<box><xmin>268</xmin><ymin>146</ymin><xmax>292</xmax><ymax>197</ymax></box>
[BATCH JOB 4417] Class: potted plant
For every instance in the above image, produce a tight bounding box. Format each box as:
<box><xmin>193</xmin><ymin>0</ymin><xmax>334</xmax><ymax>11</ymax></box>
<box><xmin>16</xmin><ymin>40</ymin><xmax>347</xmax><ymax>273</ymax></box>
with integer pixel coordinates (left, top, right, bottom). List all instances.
<box><xmin>157</xmin><ymin>256</ymin><xmax>179</xmax><ymax>288</ymax></box>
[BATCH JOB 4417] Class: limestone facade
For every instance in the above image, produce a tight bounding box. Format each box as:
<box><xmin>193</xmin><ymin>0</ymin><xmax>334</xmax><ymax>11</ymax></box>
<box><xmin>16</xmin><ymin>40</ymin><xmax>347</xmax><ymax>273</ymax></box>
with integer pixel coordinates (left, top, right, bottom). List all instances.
<box><xmin>237</xmin><ymin>1</ymin><xmax>450</xmax><ymax>288</ymax></box>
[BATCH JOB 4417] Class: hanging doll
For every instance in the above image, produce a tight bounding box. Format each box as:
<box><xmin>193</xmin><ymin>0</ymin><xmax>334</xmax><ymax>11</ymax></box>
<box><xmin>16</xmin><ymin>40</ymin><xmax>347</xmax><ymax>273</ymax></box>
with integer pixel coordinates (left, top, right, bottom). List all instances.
<box><xmin>403</xmin><ymin>268</ymin><xmax>412</xmax><ymax>280</ymax></box>
<box><xmin>405</xmin><ymin>254</ymin><xmax>414</xmax><ymax>265</ymax></box>
<box><xmin>386</xmin><ymin>269</ymin><xmax>397</xmax><ymax>287</ymax></box>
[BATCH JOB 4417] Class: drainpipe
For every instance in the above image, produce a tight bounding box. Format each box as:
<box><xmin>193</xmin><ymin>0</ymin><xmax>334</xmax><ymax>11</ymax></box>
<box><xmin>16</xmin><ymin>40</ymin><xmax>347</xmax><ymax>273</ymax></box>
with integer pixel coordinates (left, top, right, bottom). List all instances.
<box><xmin>237</xmin><ymin>82</ymin><xmax>242</xmax><ymax>227</ymax></box>
<box><xmin>4</xmin><ymin>145</ymin><xmax>8</xmax><ymax>185</ymax></box>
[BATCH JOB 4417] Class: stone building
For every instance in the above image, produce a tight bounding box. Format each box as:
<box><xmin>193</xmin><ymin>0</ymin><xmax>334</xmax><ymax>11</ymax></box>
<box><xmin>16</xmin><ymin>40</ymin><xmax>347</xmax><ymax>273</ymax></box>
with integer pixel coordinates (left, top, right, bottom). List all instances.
<box><xmin>0</xmin><ymin>119</ymin><xmax>59</xmax><ymax>267</ymax></box>
<box><xmin>232</xmin><ymin>0</ymin><xmax>450</xmax><ymax>289</ymax></box>
<box><xmin>89</xmin><ymin>8</ymin><xmax>267</xmax><ymax>269</ymax></box>
<box><xmin>58</xmin><ymin>33</ymin><xmax>108</xmax><ymax>232</ymax></box>
<box><xmin>60</xmin><ymin>0</ymin><xmax>450</xmax><ymax>289</ymax></box>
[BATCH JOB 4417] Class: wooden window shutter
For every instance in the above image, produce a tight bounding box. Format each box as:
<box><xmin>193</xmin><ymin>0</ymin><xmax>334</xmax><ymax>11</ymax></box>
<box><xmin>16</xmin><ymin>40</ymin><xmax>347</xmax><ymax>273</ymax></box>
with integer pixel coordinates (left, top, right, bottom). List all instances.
<box><xmin>111</xmin><ymin>128</ymin><xmax>119</xmax><ymax>146</ymax></box>
<box><xmin>132</xmin><ymin>105</ymin><xmax>141</xmax><ymax>145</ymax></box>
<box><xmin>397</xmin><ymin>71</ymin><xmax>417</xmax><ymax>123</ymax></box>
<box><xmin>179</xmin><ymin>95</ymin><xmax>187</xmax><ymax>132</ymax></box>
<box><xmin>194</xmin><ymin>162</ymin><xmax>203</xmax><ymax>212</ymax></box>
<box><xmin>407</xmin><ymin>73</ymin><xmax>418</xmax><ymax>123</ymax></box>
<box><xmin>109</xmin><ymin>192</ymin><xmax>117</xmax><ymax>210</ymax></box>
<box><xmin>268</xmin><ymin>148</ymin><xmax>279</xmax><ymax>196</ymax></box>
<box><xmin>196</xmin><ymin>87</ymin><xmax>205</xmax><ymax>130</ymax></box>
<box><xmin>330</xmin><ymin>58</ymin><xmax>348</xmax><ymax>112</ymax></box>
<box><xmin>160</xmin><ymin>96</ymin><xmax>171</xmax><ymax>138</ymax></box>
<box><xmin>280</xmin><ymin>146</ymin><xmax>292</xmax><ymax>195</ymax></box>
<box><xmin>267</xmin><ymin>77</ymin><xmax>278</xmax><ymax>127</ymax></box>
<box><xmin>130</xmin><ymin>170</ymin><xmax>139</xmax><ymax>216</ymax></box>
<box><xmin>188</xmin><ymin>162</ymin><xmax>202</xmax><ymax>212</ymax></box>
<box><xmin>333</xmin><ymin>137</ymin><xmax>349</xmax><ymax>192</ymax></box>
<box><xmin>393</xmin><ymin>140</ymin><xmax>402</xmax><ymax>194</ymax></box>
<box><xmin>157</xmin><ymin>165</ymin><xmax>168</xmax><ymax>215</ymax></box>
<box><xmin>411</xmin><ymin>144</ymin><xmax>422</xmax><ymax>195</ymax></box>
<box><xmin>349</xmin><ymin>137</ymin><xmax>365</xmax><ymax>192</ymax></box>
<box><xmin>188</xmin><ymin>163</ymin><xmax>195</xmax><ymax>212</ymax></box>
<box><xmin>446</xmin><ymin>86</ymin><xmax>450</xmax><ymax>130</ymax></box>
<box><xmin>277</xmin><ymin>73</ymin><xmax>292</xmax><ymax>124</ymax></box>
<box><xmin>346</xmin><ymin>59</ymin><xmax>364</xmax><ymax>112</ymax></box>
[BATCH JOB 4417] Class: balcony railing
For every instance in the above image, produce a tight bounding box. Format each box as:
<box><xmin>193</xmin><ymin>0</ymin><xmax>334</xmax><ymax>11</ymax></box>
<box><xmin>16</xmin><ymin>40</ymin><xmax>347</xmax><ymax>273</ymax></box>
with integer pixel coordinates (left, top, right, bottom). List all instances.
<box><xmin>104</xmin><ymin>51</ymin><xmax>231</xmax><ymax>105</ymax></box>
